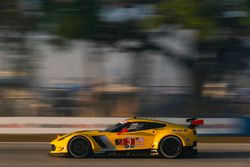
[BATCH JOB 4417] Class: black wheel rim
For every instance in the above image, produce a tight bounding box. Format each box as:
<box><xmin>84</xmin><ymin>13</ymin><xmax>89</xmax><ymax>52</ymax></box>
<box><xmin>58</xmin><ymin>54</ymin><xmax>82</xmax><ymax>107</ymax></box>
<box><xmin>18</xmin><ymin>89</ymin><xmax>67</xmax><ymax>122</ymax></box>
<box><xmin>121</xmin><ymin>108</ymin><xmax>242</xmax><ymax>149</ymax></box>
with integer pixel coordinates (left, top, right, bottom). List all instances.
<box><xmin>162</xmin><ymin>138</ymin><xmax>181</xmax><ymax>156</ymax></box>
<box><xmin>70</xmin><ymin>138</ymin><xmax>89</xmax><ymax>157</ymax></box>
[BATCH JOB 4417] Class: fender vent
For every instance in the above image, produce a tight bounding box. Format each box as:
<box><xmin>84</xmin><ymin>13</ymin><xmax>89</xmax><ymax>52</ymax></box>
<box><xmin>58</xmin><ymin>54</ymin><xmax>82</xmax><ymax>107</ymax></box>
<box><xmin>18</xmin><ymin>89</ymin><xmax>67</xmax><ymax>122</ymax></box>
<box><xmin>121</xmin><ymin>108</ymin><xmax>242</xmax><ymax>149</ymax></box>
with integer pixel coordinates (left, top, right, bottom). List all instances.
<box><xmin>92</xmin><ymin>136</ymin><xmax>108</xmax><ymax>148</ymax></box>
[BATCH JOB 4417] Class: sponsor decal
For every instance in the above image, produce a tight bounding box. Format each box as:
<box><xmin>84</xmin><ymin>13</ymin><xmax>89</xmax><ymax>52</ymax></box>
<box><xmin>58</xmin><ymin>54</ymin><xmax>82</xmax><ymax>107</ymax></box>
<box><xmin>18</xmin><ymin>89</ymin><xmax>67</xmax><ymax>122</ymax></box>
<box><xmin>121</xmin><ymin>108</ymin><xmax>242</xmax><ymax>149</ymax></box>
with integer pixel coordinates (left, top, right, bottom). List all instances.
<box><xmin>173</xmin><ymin>129</ymin><xmax>187</xmax><ymax>133</ymax></box>
<box><xmin>115</xmin><ymin>137</ymin><xmax>144</xmax><ymax>148</ymax></box>
<box><xmin>135</xmin><ymin>137</ymin><xmax>144</xmax><ymax>146</ymax></box>
<box><xmin>115</xmin><ymin>139</ymin><xmax>123</xmax><ymax>145</ymax></box>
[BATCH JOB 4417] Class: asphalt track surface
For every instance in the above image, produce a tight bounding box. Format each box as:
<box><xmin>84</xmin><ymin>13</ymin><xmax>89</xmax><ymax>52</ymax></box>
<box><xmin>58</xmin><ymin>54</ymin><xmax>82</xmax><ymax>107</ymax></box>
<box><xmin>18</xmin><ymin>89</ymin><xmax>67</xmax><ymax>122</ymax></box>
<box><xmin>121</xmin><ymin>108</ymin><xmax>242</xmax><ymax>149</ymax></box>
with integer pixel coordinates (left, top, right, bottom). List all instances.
<box><xmin>0</xmin><ymin>143</ymin><xmax>249</xmax><ymax>167</ymax></box>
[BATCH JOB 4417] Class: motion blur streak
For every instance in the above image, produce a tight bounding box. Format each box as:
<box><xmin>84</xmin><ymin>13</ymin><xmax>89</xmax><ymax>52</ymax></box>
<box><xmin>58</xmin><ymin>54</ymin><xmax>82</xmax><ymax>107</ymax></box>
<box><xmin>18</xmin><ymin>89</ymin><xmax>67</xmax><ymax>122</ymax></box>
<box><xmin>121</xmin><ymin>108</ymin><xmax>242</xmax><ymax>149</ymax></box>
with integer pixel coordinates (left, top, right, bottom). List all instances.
<box><xmin>0</xmin><ymin>143</ymin><xmax>249</xmax><ymax>167</ymax></box>
<box><xmin>0</xmin><ymin>1</ymin><xmax>249</xmax><ymax>166</ymax></box>
<box><xmin>0</xmin><ymin>0</ymin><xmax>249</xmax><ymax>118</ymax></box>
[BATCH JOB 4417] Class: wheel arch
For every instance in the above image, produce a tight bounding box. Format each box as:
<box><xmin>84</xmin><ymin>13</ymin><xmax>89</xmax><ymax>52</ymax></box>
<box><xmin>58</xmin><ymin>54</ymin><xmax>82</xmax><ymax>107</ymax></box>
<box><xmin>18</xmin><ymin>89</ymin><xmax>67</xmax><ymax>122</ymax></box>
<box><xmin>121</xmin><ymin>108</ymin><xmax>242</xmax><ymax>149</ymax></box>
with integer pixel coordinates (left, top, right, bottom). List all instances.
<box><xmin>157</xmin><ymin>135</ymin><xmax>184</xmax><ymax>158</ymax></box>
<box><xmin>67</xmin><ymin>135</ymin><xmax>94</xmax><ymax>152</ymax></box>
<box><xmin>154</xmin><ymin>134</ymin><xmax>185</xmax><ymax>150</ymax></box>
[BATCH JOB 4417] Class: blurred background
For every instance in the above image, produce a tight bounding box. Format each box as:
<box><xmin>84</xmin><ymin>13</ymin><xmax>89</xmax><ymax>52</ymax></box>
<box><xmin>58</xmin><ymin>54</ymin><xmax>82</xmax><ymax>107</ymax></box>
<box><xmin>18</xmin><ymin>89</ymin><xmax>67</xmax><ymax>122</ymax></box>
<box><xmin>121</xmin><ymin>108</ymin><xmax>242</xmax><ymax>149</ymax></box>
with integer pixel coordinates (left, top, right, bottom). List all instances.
<box><xmin>0</xmin><ymin>0</ymin><xmax>250</xmax><ymax>118</ymax></box>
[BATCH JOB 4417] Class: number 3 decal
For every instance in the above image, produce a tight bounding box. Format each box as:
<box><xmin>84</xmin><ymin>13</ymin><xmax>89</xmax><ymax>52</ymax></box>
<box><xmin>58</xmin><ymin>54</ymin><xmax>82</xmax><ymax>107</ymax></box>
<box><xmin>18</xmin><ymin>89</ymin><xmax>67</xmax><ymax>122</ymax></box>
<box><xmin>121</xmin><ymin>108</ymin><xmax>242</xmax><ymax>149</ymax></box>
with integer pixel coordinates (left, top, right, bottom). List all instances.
<box><xmin>127</xmin><ymin>138</ymin><xmax>131</xmax><ymax>146</ymax></box>
<box><xmin>124</xmin><ymin>138</ymin><xmax>135</xmax><ymax>148</ymax></box>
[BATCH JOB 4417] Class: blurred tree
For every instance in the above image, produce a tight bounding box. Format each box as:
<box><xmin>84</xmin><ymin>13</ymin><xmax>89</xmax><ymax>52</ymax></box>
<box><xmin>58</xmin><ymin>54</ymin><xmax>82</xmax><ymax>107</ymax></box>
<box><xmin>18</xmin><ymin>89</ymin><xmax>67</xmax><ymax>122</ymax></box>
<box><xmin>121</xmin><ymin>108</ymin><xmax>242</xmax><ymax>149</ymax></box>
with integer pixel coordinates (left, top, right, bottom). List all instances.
<box><xmin>41</xmin><ymin>0</ymin><xmax>148</xmax><ymax>85</ymax></box>
<box><xmin>0</xmin><ymin>0</ymin><xmax>42</xmax><ymax>81</ymax></box>
<box><xmin>144</xmin><ymin>0</ymin><xmax>250</xmax><ymax>96</ymax></box>
<box><xmin>41</xmin><ymin>0</ymin><xmax>250</xmax><ymax>97</ymax></box>
<box><xmin>0</xmin><ymin>0</ymin><xmax>43</xmax><ymax>115</ymax></box>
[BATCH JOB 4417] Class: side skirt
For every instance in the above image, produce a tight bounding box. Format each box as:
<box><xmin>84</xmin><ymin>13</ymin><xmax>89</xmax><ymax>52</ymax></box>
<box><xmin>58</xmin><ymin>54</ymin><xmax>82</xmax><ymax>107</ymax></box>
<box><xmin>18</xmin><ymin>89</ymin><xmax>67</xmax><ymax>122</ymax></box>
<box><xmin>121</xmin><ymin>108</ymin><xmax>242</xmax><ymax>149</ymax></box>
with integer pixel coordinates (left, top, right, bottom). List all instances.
<box><xmin>94</xmin><ymin>149</ymin><xmax>157</xmax><ymax>157</ymax></box>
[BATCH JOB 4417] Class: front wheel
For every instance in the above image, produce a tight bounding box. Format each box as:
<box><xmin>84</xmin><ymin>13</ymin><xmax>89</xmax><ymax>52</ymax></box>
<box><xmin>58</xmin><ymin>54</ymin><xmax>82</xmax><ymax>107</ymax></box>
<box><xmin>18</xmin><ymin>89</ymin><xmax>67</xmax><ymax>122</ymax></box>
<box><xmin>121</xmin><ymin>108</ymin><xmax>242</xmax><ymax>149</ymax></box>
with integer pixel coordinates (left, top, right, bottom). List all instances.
<box><xmin>68</xmin><ymin>136</ymin><xmax>91</xmax><ymax>158</ymax></box>
<box><xmin>158</xmin><ymin>136</ymin><xmax>183</xmax><ymax>158</ymax></box>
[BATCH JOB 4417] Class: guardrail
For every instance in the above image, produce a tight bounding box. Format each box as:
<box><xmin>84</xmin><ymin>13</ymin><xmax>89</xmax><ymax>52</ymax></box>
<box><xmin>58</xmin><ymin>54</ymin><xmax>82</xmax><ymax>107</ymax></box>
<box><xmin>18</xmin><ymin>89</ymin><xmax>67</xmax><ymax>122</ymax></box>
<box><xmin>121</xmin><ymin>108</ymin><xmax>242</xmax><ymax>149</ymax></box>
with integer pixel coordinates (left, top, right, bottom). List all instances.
<box><xmin>0</xmin><ymin>117</ymin><xmax>248</xmax><ymax>135</ymax></box>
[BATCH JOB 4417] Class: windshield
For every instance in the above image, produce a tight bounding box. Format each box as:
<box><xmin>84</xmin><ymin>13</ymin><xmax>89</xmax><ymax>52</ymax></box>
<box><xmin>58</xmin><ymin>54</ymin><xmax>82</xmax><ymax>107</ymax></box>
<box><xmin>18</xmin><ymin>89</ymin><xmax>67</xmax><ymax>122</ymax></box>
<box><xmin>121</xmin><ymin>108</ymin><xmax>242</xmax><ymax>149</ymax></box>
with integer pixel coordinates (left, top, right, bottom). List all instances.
<box><xmin>103</xmin><ymin>122</ymin><xmax>126</xmax><ymax>132</ymax></box>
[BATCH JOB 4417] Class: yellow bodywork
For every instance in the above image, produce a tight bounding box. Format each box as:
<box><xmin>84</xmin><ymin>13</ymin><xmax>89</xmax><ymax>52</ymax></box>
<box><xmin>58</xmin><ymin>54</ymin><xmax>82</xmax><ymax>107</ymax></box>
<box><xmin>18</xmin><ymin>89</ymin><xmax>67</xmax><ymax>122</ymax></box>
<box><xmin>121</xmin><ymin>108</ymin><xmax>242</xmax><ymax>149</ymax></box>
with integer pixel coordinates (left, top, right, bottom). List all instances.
<box><xmin>50</xmin><ymin>118</ymin><xmax>197</xmax><ymax>155</ymax></box>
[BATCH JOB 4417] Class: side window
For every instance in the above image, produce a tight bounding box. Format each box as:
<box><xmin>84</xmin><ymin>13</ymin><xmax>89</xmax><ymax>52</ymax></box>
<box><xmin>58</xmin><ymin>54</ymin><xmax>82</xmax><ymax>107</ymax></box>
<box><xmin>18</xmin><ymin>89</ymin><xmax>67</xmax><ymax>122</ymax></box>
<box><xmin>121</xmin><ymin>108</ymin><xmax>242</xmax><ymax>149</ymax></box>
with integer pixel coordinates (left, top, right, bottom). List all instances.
<box><xmin>127</xmin><ymin>122</ymin><xmax>140</xmax><ymax>132</ymax></box>
<box><xmin>139</xmin><ymin>122</ymin><xmax>166</xmax><ymax>130</ymax></box>
<box><xmin>111</xmin><ymin>122</ymin><xmax>166</xmax><ymax>132</ymax></box>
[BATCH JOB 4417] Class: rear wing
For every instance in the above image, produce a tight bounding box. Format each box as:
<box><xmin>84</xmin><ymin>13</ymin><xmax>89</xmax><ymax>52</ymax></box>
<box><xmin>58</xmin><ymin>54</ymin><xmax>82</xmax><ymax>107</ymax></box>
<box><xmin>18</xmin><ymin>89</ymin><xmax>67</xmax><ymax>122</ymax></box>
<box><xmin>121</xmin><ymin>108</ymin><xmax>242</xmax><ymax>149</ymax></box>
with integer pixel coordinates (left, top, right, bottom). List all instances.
<box><xmin>186</xmin><ymin>118</ymin><xmax>204</xmax><ymax>129</ymax></box>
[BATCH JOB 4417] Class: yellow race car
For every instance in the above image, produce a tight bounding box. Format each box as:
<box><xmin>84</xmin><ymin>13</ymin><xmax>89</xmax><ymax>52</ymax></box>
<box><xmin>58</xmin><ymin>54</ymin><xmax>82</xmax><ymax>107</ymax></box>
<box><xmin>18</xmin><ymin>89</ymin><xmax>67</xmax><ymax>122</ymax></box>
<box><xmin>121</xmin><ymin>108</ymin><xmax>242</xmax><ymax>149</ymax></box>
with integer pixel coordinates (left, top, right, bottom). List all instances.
<box><xmin>50</xmin><ymin>118</ymin><xmax>203</xmax><ymax>158</ymax></box>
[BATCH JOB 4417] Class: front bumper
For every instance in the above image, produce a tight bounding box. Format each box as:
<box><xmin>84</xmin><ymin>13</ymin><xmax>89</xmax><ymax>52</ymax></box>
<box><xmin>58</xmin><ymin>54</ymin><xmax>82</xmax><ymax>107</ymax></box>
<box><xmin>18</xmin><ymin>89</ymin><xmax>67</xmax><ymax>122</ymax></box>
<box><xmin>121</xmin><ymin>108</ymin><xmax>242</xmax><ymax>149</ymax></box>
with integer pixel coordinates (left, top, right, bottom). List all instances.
<box><xmin>49</xmin><ymin>152</ymin><xmax>69</xmax><ymax>157</ymax></box>
<box><xmin>50</xmin><ymin>143</ymin><xmax>68</xmax><ymax>154</ymax></box>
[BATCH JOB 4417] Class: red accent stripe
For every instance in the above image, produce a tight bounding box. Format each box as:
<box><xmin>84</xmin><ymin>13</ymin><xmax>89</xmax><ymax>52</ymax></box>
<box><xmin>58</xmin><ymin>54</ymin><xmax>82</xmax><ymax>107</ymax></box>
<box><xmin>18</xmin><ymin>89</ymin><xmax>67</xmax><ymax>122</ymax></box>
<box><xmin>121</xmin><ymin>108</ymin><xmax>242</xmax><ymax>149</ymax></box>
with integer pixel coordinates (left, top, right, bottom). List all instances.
<box><xmin>191</xmin><ymin>119</ymin><xmax>204</xmax><ymax>125</ymax></box>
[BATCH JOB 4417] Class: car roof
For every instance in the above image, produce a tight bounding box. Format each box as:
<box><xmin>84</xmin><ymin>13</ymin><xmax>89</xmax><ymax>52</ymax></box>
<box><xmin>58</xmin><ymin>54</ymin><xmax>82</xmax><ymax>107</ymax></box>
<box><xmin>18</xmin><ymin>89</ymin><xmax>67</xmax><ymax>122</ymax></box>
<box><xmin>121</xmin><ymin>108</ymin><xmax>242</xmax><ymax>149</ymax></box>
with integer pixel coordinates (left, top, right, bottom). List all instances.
<box><xmin>125</xmin><ymin>118</ymin><xmax>168</xmax><ymax>124</ymax></box>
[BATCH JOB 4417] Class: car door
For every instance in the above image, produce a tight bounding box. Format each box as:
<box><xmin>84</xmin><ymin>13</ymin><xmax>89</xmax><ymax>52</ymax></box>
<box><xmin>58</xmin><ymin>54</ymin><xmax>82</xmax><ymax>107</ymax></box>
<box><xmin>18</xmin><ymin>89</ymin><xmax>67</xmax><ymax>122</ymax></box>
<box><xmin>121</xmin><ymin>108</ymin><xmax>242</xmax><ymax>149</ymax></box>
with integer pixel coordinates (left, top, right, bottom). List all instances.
<box><xmin>108</xmin><ymin>122</ymin><xmax>156</xmax><ymax>151</ymax></box>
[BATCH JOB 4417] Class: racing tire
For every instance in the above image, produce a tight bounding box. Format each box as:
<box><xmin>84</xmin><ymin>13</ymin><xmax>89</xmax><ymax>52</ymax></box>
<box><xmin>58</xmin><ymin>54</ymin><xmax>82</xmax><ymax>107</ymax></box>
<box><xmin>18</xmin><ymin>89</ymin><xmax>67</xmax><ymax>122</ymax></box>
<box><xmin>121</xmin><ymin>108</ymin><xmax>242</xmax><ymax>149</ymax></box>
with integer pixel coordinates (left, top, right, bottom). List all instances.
<box><xmin>68</xmin><ymin>136</ymin><xmax>91</xmax><ymax>158</ymax></box>
<box><xmin>159</xmin><ymin>136</ymin><xmax>183</xmax><ymax>159</ymax></box>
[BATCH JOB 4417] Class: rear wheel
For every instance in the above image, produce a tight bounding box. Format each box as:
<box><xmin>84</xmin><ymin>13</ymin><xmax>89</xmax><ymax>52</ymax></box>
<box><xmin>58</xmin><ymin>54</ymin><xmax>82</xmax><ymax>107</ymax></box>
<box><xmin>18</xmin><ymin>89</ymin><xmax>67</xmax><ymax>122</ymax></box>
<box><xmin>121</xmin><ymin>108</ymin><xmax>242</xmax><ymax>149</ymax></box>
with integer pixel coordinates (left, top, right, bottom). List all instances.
<box><xmin>159</xmin><ymin>136</ymin><xmax>183</xmax><ymax>158</ymax></box>
<box><xmin>68</xmin><ymin>136</ymin><xmax>91</xmax><ymax>158</ymax></box>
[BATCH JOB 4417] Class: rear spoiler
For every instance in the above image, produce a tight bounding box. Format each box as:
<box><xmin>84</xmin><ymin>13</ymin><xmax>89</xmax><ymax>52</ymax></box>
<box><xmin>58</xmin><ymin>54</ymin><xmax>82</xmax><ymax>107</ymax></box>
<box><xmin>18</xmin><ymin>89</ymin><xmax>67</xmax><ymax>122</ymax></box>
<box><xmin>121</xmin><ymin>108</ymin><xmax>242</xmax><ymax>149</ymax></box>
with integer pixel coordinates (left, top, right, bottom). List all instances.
<box><xmin>186</xmin><ymin>118</ymin><xmax>204</xmax><ymax>129</ymax></box>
